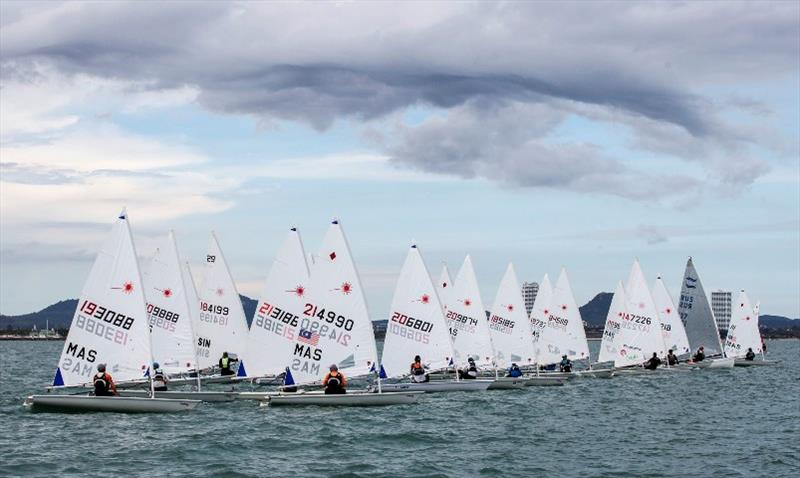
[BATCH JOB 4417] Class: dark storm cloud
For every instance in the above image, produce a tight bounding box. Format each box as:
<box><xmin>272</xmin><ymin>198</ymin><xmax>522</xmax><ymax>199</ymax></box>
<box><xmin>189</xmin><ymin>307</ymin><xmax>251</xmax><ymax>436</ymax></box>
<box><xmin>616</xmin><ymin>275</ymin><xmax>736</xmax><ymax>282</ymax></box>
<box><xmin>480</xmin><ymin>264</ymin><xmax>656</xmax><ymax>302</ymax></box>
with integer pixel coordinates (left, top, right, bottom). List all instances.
<box><xmin>1</xmin><ymin>1</ymin><xmax>796</xmax><ymax>196</ymax></box>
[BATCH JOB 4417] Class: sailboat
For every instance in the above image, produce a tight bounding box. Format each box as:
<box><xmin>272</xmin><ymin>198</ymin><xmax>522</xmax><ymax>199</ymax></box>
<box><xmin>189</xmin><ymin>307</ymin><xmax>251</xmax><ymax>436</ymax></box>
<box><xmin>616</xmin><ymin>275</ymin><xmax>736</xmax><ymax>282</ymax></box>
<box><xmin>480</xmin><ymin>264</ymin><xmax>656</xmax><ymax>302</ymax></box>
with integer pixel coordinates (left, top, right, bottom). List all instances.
<box><xmin>244</xmin><ymin>227</ymin><xmax>311</xmax><ymax>381</ymax></box>
<box><xmin>446</xmin><ymin>255</ymin><xmax>495</xmax><ymax>369</ymax></box>
<box><xmin>613</xmin><ymin>259</ymin><xmax>667</xmax><ymax>373</ymax></box>
<box><xmin>25</xmin><ymin>211</ymin><xmax>200</xmax><ymax>412</ymax></box>
<box><xmin>263</xmin><ymin>220</ymin><xmax>421</xmax><ymax>406</ymax></box>
<box><xmin>726</xmin><ymin>293</ymin><xmax>777</xmax><ymax>367</ymax></box>
<box><xmin>652</xmin><ymin>276</ymin><xmax>691</xmax><ymax>358</ymax></box>
<box><xmin>596</xmin><ymin>281</ymin><xmax>626</xmax><ymax>366</ymax></box>
<box><xmin>678</xmin><ymin>258</ymin><xmax>734</xmax><ymax>368</ymax></box>
<box><xmin>379</xmin><ymin>245</ymin><xmax>492</xmax><ymax>392</ymax></box>
<box><xmin>194</xmin><ymin>232</ymin><xmax>250</xmax><ymax>378</ymax></box>
<box><xmin>117</xmin><ymin>233</ymin><xmax>246</xmax><ymax>402</ymax></box>
<box><xmin>529</xmin><ymin>269</ymin><xmax>590</xmax><ymax>372</ymax></box>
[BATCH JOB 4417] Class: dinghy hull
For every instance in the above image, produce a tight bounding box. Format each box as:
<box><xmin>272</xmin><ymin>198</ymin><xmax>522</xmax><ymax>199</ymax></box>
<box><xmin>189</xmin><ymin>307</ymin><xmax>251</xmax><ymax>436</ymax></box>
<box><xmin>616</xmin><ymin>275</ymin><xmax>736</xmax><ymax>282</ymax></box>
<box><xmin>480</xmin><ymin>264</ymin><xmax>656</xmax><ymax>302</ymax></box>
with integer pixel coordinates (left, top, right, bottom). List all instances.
<box><xmin>696</xmin><ymin>357</ymin><xmax>735</xmax><ymax>369</ymax></box>
<box><xmin>118</xmin><ymin>390</ymin><xmax>238</xmax><ymax>402</ymax></box>
<box><xmin>733</xmin><ymin>358</ymin><xmax>779</xmax><ymax>367</ymax></box>
<box><xmin>524</xmin><ymin>376</ymin><xmax>567</xmax><ymax>386</ymax></box>
<box><xmin>263</xmin><ymin>391</ymin><xmax>422</xmax><ymax>406</ymax></box>
<box><xmin>488</xmin><ymin>377</ymin><xmax>527</xmax><ymax>389</ymax></box>
<box><xmin>379</xmin><ymin>380</ymin><xmax>493</xmax><ymax>392</ymax></box>
<box><xmin>24</xmin><ymin>395</ymin><xmax>200</xmax><ymax>413</ymax></box>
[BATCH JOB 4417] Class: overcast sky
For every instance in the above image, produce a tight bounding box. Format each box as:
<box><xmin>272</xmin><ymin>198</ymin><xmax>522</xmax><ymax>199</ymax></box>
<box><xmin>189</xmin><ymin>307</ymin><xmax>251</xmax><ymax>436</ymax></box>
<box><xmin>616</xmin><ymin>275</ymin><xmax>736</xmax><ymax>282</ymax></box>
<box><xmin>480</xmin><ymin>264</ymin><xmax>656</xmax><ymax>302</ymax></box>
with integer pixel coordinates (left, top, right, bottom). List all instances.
<box><xmin>1</xmin><ymin>1</ymin><xmax>798</xmax><ymax>318</ymax></box>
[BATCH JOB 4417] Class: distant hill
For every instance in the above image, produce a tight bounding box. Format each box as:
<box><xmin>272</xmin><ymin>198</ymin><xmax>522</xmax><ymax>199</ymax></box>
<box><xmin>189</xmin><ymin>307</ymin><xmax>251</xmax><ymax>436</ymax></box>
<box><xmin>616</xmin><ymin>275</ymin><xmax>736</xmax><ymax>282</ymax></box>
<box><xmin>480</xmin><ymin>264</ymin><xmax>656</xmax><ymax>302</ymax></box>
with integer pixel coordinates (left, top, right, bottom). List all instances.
<box><xmin>579</xmin><ymin>292</ymin><xmax>613</xmax><ymax>327</ymax></box>
<box><xmin>2</xmin><ymin>293</ymin><xmax>797</xmax><ymax>332</ymax></box>
<box><xmin>1</xmin><ymin>295</ymin><xmax>259</xmax><ymax>330</ymax></box>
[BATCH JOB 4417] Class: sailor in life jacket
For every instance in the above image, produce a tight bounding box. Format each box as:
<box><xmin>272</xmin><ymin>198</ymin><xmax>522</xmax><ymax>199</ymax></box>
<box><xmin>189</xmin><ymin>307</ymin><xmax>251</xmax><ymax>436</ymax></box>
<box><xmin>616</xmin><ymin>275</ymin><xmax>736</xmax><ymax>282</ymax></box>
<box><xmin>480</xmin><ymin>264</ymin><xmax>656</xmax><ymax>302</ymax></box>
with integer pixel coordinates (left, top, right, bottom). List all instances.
<box><xmin>409</xmin><ymin>355</ymin><xmax>429</xmax><ymax>383</ymax></box>
<box><xmin>559</xmin><ymin>355</ymin><xmax>573</xmax><ymax>372</ymax></box>
<box><xmin>458</xmin><ymin>357</ymin><xmax>479</xmax><ymax>380</ymax></box>
<box><xmin>219</xmin><ymin>351</ymin><xmax>237</xmax><ymax>376</ymax></box>
<box><xmin>152</xmin><ymin>362</ymin><xmax>168</xmax><ymax>391</ymax></box>
<box><xmin>92</xmin><ymin>363</ymin><xmax>119</xmax><ymax>397</ymax></box>
<box><xmin>506</xmin><ymin>363</ymin><xmax>523</xmax><ymax>378</ymax></box>
<box><xmin>323</xmin><ymin>364</ymin><xmax>347</xmax><ymax>394</ymax></box>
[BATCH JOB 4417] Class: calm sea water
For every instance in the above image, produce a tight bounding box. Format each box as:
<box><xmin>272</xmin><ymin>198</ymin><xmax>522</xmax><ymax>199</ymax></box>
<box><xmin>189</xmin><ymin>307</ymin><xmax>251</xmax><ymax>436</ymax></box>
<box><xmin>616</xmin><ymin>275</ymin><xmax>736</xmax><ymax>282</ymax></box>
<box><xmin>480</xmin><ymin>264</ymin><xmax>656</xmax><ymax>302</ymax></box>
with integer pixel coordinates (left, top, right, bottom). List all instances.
<box><xmin>1</xmin><ymin>339</ymin><xmax>798</xmax><ymax>478</ymax></box>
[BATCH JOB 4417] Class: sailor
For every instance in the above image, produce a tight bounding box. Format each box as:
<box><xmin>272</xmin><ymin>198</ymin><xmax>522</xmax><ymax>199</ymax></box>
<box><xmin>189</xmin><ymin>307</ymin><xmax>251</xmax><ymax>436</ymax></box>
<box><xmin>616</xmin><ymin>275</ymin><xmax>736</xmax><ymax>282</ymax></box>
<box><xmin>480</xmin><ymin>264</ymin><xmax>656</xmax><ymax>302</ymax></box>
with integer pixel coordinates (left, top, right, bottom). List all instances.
<box><xmin>219</xmin><ymin>351</ymin><xmax>237</xmax><ymax>376</ymax></box>
<box><xmin>506</xmin><ymin>363</ymin><xmax>523</xmax><ymax>378</ymax></box>
<box><xmin>152</xmin><ymin>362</ymin><xmax>168</xmax><ymax>391</ymax></box>
<box><xmin>559</xmin><ymin>355</ymin><xmax>573</xmax><ymax>373</ymax></box>
<box><xmin>323</xmin><ymin>364</ymin><xmax>347</xmax><ymax>394</ymax></box>
<box><xmin>693</xmin><ymin>346</ymin><xmax>706</xmax><ymax>362</ymax></box>
<box><xmin>761</xmin><ymin>340</ymin><xmax>767</xmax><ymax>354</ymax></box>
<box><xmin>409</xmin><ymin>355</ymin><xmax>429</xmax><ymax>383</ymax></box>
<box><xmin>644</xmin><ymin>352</ymin><xmax>662</xmax><ymax>370</ymax></box>
<box><xmin>458</xmin><ymin>357</ymin><xmax>479</xmax><ymax>379</ymax></box>
<box><xmin>745</xmin><ymin>348</ymin><xmax>756</xmax><ymax>361</ymax></box>
<box><xmin>92</xmin><ymin>363</ymin><xmax>118</xmax><ymax>397</ymax></box>
<box><xmin>666</xmin><ymin>349</ymin><xmax>679</xmax><ymax>366</ymax></box>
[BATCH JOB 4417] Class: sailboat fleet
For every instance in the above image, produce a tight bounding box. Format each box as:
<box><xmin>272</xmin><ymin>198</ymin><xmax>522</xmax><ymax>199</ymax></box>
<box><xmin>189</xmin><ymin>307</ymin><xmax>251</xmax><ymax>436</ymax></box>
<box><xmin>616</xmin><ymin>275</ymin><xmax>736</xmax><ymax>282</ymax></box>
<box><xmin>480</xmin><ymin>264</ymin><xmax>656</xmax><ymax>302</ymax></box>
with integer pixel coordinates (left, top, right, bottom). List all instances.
<box><xmin>24</xmin><ymin>211</ymin><xmax>775</xmax><ymax>413</ymax></box>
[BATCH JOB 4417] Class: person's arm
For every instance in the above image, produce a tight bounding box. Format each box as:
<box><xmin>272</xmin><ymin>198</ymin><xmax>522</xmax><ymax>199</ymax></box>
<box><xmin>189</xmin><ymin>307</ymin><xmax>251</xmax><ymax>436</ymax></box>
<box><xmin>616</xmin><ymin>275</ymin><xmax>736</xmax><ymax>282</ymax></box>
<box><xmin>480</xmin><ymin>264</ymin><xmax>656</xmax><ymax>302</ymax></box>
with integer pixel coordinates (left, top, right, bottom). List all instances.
<box><xmin>322</xmin><ymin>373</ymin><xmax>330</xmax><ymax>386</ymax></box>
<box><xmin>109</xmin><ymin>376</ymin><xmax>119</xmax><ymax>396</ymax></box>
<box><xmin>341</xmin><ymin>375</ymin><xmax>347</xmax><ymax>387</ymax></box>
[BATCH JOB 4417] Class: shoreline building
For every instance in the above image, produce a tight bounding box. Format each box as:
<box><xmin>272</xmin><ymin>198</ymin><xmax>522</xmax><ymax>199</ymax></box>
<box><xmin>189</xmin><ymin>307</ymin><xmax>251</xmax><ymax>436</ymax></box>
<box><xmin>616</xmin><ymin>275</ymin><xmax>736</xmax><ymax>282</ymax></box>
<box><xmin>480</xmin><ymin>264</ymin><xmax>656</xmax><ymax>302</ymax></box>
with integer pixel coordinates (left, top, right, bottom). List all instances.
<box><xmin>522</xmin><ymin>281</ymin><xmax>539</xmax><ymax>316</ymax></box>
<box><xmin>711</xmin><ymin>290</ymin><xmax>732</xmax><ymax>332</ymax></box>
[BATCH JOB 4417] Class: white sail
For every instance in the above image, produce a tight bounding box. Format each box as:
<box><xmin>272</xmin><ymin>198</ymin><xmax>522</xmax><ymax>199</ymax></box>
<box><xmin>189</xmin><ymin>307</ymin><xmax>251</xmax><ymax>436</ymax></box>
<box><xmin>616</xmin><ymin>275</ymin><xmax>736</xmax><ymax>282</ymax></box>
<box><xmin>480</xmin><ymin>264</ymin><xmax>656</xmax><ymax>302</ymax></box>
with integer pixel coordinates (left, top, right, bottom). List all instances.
<box><xmin>724</xmin><ymin>291</ymin><xmax>762</xmax><ymax>357</ymax></box>
<box><xmin>487</xmin><ymin>263</ymin><xmax>536</xmax><ymax>368</ymax></box>
<box><xmin>195</xmin><ymin>232</ymin><xmax>250</xmax><ymax>372</ymax></box>
<box><xmin>142</xmin><ymin>232</ymin><xmax>198</xmax><ymax>375</ymax></box>
<box><xmin>529</xmin><ymin>273</ymin><xmax>556</xmax><ymax>364</ymax></box>
<box><xmin>597</xmin><ymin>281</ymin><xmax>626</xmax><ymax>364</ymax></box>
<box><xmin>437</xmin><ymin>264</ymin><xmax>454</xmax><ymax>315</ymax></box>
<box><xmin>381</xmin><ymin>245</ymin><xmax>456</xmax><ymax>378</ymax></box>
<box><xmin>615</xmin><ymin>259</ymin><xmax>666</xmax><ymax>368</ymax></box>
<box><xmin>678</xmin><ymin>258</ymin><xmax>724</xmax><ymax>356</ymax></box>
<box><xmin>245</xmin><ymin>228</ymin><xmax>310</xmax><ymax>377</ymax></box>
<box><xmin>181</xmin><ymin>261</ymin><xmax>200</xmax><ymax>363</ymax></box>
<box><xmin>652</xmin><ymin>276</ymin><xmax>691</xmax><ymax>357</ymax></box>
<box><xmin>536</xmin><ymin>268</ymin><xmax>590</xmax><ymax>363</ymax></box>
<box><xmin>53</xmin><ymin>210</ymin><xmax>151</xmax><ymax>386</ymax></box>
<box><xmin>287</xmin><ymin>220</ymin><xmax>378</xmax><ymax>384</ymax></box>
<box><xmin>446</xmin><ymin>255</ymin><xmax>495</xmax><ymax>367</ymax></box>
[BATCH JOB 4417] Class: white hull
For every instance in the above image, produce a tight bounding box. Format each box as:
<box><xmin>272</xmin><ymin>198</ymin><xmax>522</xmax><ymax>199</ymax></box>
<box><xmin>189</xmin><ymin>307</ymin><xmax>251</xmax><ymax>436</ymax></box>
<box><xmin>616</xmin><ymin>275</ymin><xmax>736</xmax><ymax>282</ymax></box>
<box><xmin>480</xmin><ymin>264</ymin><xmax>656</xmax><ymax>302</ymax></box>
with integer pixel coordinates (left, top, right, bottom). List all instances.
<box><xmin>695</xmin><ymin>357</ymin><xmax>735</xmax><ymax>369</ymax></box>
<box><xmin>118</xmin><ymin>390</ymin><xmax>238</xmax><ymax>402</ymax></box>
<box><xmin>24</xmin><ymin>395</ymin><xmax>200</xmax><ymax>413</ymax></box>
<box><xmin>263</xmin><ymin>391</ymin><xmax>423</xmax><ymax>406</ymax></box>
<box><xmin>488</xmin><ymin>377</ymin><xmax>527</xmax><ymax>389</ymax></box>
<box><xmin>734</xmin><ymin>358</ymin><xmax>779</xmax><ymax>367</ymax></box>
<box><xmin>524</xmin><ymin>376</ymin><xmax>567</xmax><ymax>386</ymax></box>
<box><xmin>379</xmin><ymin>380</ymin><xmax>493</xmax><ymax>392</ymax></box>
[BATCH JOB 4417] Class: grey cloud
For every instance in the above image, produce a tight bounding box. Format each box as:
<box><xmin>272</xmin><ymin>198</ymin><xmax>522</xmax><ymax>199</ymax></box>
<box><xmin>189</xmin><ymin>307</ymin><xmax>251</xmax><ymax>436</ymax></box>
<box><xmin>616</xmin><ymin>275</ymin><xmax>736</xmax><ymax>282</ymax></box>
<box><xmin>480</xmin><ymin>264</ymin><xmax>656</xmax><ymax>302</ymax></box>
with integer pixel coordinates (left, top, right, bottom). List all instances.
<box><xmin>636</xmin><ymin>225</ymin><xmax>668</xmax><ymax>246</ymax></box>
<box><xmin>0</xmin><ymin>162</ymin><xmax>81</xmax><ymax>185</ymax></box>
<box><xmin>386</xmin><ymin>101</ymin><xmax>701</xmax><ymax>200</ymax></box>
<box><xmin>2</xmin><ymin>2</ymin><xmax>797</xmax><ymax>135</ymax></box>
<box><xmin>1</xmin><ymin>1</ymin><xmax>796</xmax><ymax>197</ymax></box>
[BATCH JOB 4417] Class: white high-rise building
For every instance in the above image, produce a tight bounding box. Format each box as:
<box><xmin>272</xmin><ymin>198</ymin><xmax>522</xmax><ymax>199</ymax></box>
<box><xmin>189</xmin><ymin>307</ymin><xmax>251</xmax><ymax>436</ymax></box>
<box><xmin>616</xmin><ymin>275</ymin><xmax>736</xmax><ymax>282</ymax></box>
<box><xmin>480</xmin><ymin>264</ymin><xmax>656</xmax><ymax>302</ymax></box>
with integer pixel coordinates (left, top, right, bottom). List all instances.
<box><xmin>521</xmin><ymin>281</ymin><xmax>539</xmax><ymax>316</ymax></box>
<box><xmin>711</xmin><ymin>290</ymin><xmax>732</xmax><ymax>332</ymax></box>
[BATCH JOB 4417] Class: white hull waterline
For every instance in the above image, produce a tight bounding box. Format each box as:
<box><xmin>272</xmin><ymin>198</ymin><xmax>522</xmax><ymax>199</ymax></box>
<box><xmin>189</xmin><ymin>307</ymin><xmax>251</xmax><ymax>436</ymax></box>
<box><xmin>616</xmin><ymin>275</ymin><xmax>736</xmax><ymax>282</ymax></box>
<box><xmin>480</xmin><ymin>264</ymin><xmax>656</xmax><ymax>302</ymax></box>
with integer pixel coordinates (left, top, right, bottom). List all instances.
<box><xmin>733</xmin><ymin>358</ymin><xmax>779</xmax><ymax>367</ymax></box>
<box><xmin>118</xmin><ymin>390</ymin><xmax>239</xmax><ymax>402</ymax></box>
<box><xmin>262</xmin><ymin>391</ymin><xmax>423</xmax><ymax>406</ymax></box>
<box><xmin>379</xmin><ymin>380</ymin><xmax>493</xmax><ymax>393</ymax></box>
<box><xmin>24</xmin><ymin>395</ymin><xmax>200</xmax><ymax>413</ymax></box>
<box><xmin>487</xmin><ymin>377</ymin><xmax>527</xmax><ymax>389</ymax></box>
<box><xmin>693</xmin><ymin>357</ymin><xmax>735</xmax><ymax>369</ymax></box>
<box><xmin>524</xmin><ymin>376</ymin><xmax>567</xmax><ymax>386</ymax></box>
